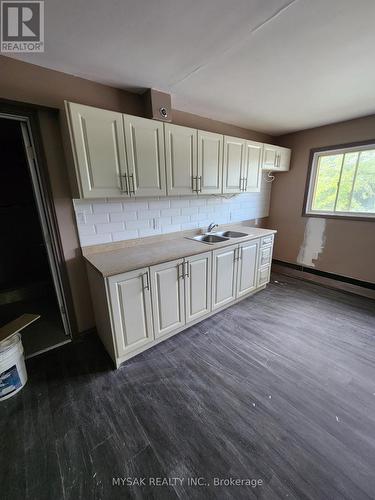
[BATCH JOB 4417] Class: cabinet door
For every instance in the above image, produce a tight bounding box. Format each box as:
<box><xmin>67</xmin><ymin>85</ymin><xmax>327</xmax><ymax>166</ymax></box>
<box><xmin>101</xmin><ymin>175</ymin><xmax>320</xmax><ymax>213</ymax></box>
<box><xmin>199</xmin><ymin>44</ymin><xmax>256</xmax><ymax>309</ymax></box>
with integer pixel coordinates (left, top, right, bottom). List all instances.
<box><xmin>150</xmin><ymin>259</ymin><xmax>185</xmax><ymax>338</ymax></box>
<box><xmin>197</xmin><ymin>130</ymin><xmax>223</xmax><ymax>194</ymax></box>
<box><xmin>185</xmin><ymin>252</ymin><xmax>212</xmax><ymax>324</ymax></box>
<box><xmin>108</xmin><ymin>268</ymin><xmax>153</xmax><ymax>357</ymax></box>
<box><xmin>123</xmin><ymin>115</ymin><xmax>166</xmax><ymax>196</ymax></box>
<box><xmin>66</xmin><ymin>102</ymin><xmax>128</xmax><ymax>198</ymax></box>
<box><xmin>262</xmin><ymin>145</ymin><xmax>278</xmax><ymax>170</ymax></box>
<box><xmin>223</xmin><ymin>136</ymin><xmax>246</xmax><ymax>193</ymax></box>
<box><xmin>236</xmin><ymin>240</ymin><xmax>259</xmax><ymax>298</ymax></box>
<box><xmin>165</xmin><ymin>123</ymin><xmax>197</xmax><ymax>196</ymax></box>
<box><xmin>262</xmin><ymin>145</ymin><xmax>291</xmax><ymax>172</ymax></box>
<box><xmin>277</xmin><ymin>146</ymin><xmax>291</xmax><ymax>172</ymax></box>
<box><xmin>243</xmin><ymin>141</ymin><xmax>262</xmax><ymax>192</ymax></box>
<box><xmin>212</xmin><ymin>246</ymin><xmax>238</xmax><ymax>311</ymax></box>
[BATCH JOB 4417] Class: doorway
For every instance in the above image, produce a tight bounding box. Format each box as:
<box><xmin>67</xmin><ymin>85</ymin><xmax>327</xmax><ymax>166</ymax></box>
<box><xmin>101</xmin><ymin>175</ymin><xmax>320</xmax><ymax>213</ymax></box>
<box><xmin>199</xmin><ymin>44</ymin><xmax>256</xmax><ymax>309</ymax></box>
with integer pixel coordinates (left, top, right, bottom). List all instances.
<box><xmin>0</xmin><ymin>115</ymin><xmax>71</xmax><ymax>357</ymax></box>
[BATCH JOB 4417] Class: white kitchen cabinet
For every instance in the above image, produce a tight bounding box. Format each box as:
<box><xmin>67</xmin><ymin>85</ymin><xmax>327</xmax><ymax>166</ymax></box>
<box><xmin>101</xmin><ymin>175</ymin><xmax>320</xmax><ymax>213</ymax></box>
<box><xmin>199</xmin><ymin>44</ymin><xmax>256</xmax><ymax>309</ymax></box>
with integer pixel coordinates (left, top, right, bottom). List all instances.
<box><xmin>66</xmin><ymin>102</ymin><xmax>128</xmax><ymax>198</ymax></box>
<box><xmin>197</xmin><ymin>130</ymin><xmax>223</xmax><ymax>194</ymax></box>
<box><xmin>164</xmin><ymin>123</ymin><xmax>197</xmax><ymax>196</ymax></box>
<box><xmin>184</xmin><ymin>252</ymin><xmax>212</xmax><ymax>323</ymax></box>
<box><xmin>212</xmin><ymin>245</ymin><xmax>238</xmax><ymax>310</ymax></box>
<box><xmin>107</xmin><ymin>268</ymin><xmax>154</xmax><ymax>356</ymax></box>
<box><xmin>262</xmin><ymin>144</ymin><xmax>291</xmax><ymax>172</ymax></box>
<box><xmin>86</xmin><ymin>230</ymin><xmax>276</xmax><ymax>368</ymax></box>
<box><xmin>258</xmin><ymin>265</ymin><xmax>271</xmax><ymax>287</ymax></box>
<box><xmin>242</xmin><ymin>141</ymin><xmax>263</xmax><ymax>192</ymax></box>
<box><xmin>236</xmin><ymin>239</ymin><xmax>259</xmax><ymax>297</ymax></box>
<box><xmin>123</xmin><ymin>114</ymin><xmax>166</xmax><ymax>196</ymax></box>
<box><xmin>223</xmin><ymin>136</ymin><xmax>247</xmax><ymax>193</ymax></box>
<box><xmin>150</xmin><ymin>258</ymin><xmax>185</xmax><ymax>338</ymax></box>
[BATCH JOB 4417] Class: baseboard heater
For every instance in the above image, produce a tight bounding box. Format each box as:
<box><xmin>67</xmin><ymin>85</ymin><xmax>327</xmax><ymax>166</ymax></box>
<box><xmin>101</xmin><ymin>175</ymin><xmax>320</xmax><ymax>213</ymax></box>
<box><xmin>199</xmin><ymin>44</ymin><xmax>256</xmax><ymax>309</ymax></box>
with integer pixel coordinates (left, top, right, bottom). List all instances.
<box><xmin>272</xmin><ymin>259</ymin><xmax>375</xmax><ymax>291</ymax></box>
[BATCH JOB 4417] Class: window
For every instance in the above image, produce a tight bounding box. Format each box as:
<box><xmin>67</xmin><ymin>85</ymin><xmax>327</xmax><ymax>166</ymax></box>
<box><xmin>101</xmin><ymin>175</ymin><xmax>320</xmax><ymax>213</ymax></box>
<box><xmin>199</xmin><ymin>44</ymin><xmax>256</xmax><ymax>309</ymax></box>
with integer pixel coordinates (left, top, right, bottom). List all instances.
<box><xmin>305</xmin><ymin>141</ymin><xmax>375</xmax><ymax>219</ymax></box>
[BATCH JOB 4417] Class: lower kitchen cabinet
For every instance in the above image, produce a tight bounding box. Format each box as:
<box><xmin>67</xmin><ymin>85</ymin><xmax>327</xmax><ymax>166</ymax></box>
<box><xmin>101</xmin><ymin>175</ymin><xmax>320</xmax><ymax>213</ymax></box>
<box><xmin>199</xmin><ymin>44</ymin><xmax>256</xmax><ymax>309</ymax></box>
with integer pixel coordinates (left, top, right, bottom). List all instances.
<box><xmin>185</xmin><ymin>251</ymin><xmax>212</xmax><ymax>324</ymax></box>
<box><xmin>212</xmin><ymin>246</ymin><xmax>238</xmax><ymax>310</ymax></box>
<box><xmin>236</xmin><ymin>239</ymin><xmax>259</xmax><ymax>297</ymax></box>
<box><xmin>86</xmin><ymin>232</ymin><xmax>275</xmax><ymax>368</ymax></box>
<box><xmin>150</xmin><ymin>258</ymin><xmax>185</xmax><ymax>338</ymax></box>
<box><xmin>107</xmin><ymin>268</ymin><xmax>154</xmax><ymax>357</ymax></box>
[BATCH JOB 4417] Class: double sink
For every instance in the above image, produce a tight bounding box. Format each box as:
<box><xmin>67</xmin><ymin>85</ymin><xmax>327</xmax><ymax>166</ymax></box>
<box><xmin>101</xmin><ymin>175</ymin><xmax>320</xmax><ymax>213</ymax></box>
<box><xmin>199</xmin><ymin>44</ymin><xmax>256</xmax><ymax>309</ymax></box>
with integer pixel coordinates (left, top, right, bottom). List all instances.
<box><xmin>191</xmin><ymin>230</ymin><xmax>250</xmax><ymax>245</ymax></box>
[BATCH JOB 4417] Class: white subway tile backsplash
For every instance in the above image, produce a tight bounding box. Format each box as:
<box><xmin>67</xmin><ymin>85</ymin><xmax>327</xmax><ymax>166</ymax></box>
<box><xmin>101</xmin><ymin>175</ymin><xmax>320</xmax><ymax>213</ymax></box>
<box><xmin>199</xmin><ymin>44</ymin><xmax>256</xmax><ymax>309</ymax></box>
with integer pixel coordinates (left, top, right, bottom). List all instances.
<box><xmin>96</xmin><ymin>222</ymin><xmax>124</xmax><ymax>234</ymax></box>
<box><xmin>158</xmin><ymin>216</ymin><xmax>172</xmax><ymax>225</ymax></box>
<box><xmin>162</xmin><ymin>224</ymin><xmax>181</xmax><ymax>234</ymax></box>
<box><xmin>161</xmin><ymin>208</ymin><xmax>180</xmax><ymax>217</ymax></box>
<box><xmin>123</xmin><ymin>201</ymin><xmax>148</xmax><ymax>210</ymax></box>
<box><xmin>181</xmin><ymin>207</ymin><xmax>198</xmax><ymax>216</ymax></box>
<box><xmin>109</xmin><ymin>212</ymin><xmax>137</xmax><ymax>222</ymax></box>
<box><xmin>138</xmin><ymin>209</ymin><xmax>160</xmax><ymax>220</ymax></box>
<box><xmin>172</xmin><ymin>215</ymin><xmax>190</xmax><ymax>224</ymax></box>
<box><xmin>79</xmin><ymin>233</ymin><xmax>112</xmax><ymax>246</ymax></box>
<box><xmin>189</xmin><ymin>198</ymin><xmax>206</xmax><ymax>207</ymax></box>
<box><xmin>126</xmin><ymin>220</ymin><xmax>150</xmax><ymax>230</ymax></box>
<box><xmin>181</xmin><ymin>222</ymin><xmax>198</xmax><ymax>230</ymax></box>
<box><xmin>93</xmin><ymin>203</ymin><xmax>123</xmax><ymax>213</ymax></box>
<box><xmin>138</xmin><ymin>228</ymin><xmax>162</xmax><ymax>237</ymax></box>
<box><xmin>170</xmin><ymin>199</ymin><xmax>190</xmax><ymax>208</ymax></box>
<box><xmin>74</xmin><ymin>180</ymin><xmax>272</xmax><ymax>247</ymax></box>
<box><xmin>112</xmin><ymin>230</ymin><xmax>139</xmax><ymax>242</ymax></box>
<box><xmin>85</xmin><ymin>213</ymin><xmax>109</xmax><ymax>224</ymax></box>
<box><xmin>77</xmin><ymin>224</ymin><xmax>96</xmax><ymax>235</ymax></box>
<box><xmin>149</xmin><ymin>200</ymin><xmax>170</xmax><ymax>209</ymax></box>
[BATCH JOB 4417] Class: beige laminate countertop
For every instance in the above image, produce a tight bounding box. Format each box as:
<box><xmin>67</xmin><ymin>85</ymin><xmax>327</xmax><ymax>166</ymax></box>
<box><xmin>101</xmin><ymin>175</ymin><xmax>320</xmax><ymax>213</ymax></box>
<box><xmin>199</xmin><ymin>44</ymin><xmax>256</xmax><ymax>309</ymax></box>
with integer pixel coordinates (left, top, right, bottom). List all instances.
<box><xmin>84</xmin><ymin>225</ymin><xmax>276</xmax><ymax>278</ymax></box>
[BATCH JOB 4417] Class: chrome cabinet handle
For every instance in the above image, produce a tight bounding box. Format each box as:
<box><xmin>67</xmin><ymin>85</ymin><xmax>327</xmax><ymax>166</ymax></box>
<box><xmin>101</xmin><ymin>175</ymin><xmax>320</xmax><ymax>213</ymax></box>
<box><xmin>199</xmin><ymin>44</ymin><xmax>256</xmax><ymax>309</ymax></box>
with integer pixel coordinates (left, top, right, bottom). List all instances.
<box><xmin>239</xmin><ymin>177</ymin><xmax>243</xmax><ymax>191</ymax></box>
<box><xmin>198</xmin><ymin>176</ymin><xmax>202</xmax><ymax>193</ymax></box>
<box><xmin>177</xmin><ymin>263</ymin><xmax>184</xmax><ymax>279</ymax></box>
<box><xmin>244</xmin><ymin>177</ymin><xmax>248</xmax><ymax>191</ymax></box>
<box><xmin>129</xmin><ymin>173</ymin><xmax>136</xmax><ymax>194</ymax></box>
<box><xmin>120</xmin><ymin>173</ymin><xmax>129</xmax><ymax>194</ymax></box>
<box><xmin>141</xmin><ymin>271</ymin><xmax>149</xmax><ymax>290</ymax></box>
<box><xmin>192</xmin><ymin>176</ymin><xmax>199</xmax><ymax>193</ymax></box>
<box><xmin>233</xmin><ymin>247</ymin><xmax>239</xmax><ymax>262</ymax></box>
<box><xmin>276</xmin><ymin>153</ymin><xmax>280</xmax><ymax>168</ymax></box>
<box><xmin>184</xmin><ymin>261</ymin><xmax>189</xmax><ymax>278</ymax></box>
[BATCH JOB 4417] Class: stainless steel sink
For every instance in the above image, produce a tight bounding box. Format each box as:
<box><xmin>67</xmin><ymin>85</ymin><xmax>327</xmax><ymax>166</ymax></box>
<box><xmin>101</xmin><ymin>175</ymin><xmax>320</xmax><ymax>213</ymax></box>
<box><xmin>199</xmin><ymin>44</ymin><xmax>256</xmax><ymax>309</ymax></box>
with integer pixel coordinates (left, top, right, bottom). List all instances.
<box><xmin>214</xmin><ymin>230</ymin><xmax>249</xmax><ymax>238</ymax></box>
<box><xmin>191</xmin><ymin>234</ymin><xmax>229</xmax><ymax>244</ymax></box>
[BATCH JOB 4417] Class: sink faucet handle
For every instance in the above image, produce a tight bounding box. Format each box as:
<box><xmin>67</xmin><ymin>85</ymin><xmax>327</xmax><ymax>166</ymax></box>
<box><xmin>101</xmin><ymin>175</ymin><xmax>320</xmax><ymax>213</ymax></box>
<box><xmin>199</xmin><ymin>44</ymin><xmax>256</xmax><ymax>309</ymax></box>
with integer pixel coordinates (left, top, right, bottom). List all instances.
<box><xmin>207</xmin><ymin>222</ymin><xmax>218</xmax><ymax>233</ymax></box>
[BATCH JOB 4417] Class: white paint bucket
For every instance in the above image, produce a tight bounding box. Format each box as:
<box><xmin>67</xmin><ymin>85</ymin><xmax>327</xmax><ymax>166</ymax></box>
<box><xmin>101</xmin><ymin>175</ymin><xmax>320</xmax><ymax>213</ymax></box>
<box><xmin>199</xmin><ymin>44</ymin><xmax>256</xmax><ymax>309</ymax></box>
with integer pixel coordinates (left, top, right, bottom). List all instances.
<box><xmin>0</xmin><ymin>333</ymin><xmax>27</xmax><ymax>401</ymax></box>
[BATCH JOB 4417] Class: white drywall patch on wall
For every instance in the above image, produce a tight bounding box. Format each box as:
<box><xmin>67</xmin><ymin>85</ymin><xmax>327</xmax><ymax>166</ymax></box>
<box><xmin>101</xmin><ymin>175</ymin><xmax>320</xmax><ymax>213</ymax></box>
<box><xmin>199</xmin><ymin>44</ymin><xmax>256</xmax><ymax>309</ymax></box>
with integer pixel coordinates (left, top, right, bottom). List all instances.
<box><xmin>297</xmin><ymin>218</ymin><xmax>326</xmax><ymax>267</ymax></box>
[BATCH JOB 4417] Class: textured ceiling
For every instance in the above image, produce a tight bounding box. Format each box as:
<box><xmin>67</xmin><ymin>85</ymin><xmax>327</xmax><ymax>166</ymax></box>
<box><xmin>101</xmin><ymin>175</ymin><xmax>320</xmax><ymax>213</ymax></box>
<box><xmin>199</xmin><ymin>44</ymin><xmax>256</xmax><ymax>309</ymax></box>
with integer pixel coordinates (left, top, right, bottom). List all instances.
<box><xmin>9</xmin><ymin>0</ymin><xmax>375</xmax><ymax>134</ymax></box>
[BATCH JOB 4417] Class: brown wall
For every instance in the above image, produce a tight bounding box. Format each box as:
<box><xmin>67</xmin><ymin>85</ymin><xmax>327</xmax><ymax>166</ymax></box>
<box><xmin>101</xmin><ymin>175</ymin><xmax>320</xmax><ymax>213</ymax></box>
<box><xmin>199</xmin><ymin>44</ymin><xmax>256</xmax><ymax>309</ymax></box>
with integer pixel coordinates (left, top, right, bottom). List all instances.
<box><xmin>268</xmin><ymin>114</ymin><xmax>375</xmax><ymax>284</ymax></box>
<box><xmin>0</xmin><ymin>56</ymin><xmax>272</xmax><ymax>332</ymax></box>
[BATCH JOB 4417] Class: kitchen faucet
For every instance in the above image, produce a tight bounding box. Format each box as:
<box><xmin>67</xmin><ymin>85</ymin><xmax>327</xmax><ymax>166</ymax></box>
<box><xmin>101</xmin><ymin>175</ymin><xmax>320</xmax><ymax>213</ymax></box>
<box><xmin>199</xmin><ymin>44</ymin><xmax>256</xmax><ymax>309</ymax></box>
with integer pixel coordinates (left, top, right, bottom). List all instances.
<box><xmin>207</xmin><ymin>222</ymin><xmax>218</xmax><ymax>233</ymax></box>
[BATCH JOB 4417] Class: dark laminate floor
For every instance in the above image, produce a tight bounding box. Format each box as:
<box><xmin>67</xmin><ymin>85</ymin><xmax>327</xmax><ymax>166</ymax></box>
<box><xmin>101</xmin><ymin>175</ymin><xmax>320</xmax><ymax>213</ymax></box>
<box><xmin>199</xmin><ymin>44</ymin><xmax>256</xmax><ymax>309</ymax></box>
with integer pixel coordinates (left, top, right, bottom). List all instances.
<box><xmin>1</xmin><ymin>274</ymin><xmax>375</xmax><ymax>500</ymax></box>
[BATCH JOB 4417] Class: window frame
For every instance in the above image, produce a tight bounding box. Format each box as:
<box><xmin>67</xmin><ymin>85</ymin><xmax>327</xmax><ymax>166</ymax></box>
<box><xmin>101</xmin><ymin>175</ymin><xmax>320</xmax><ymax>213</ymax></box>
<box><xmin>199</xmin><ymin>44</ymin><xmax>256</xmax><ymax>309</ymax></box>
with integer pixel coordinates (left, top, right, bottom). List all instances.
<box><xmin>303</xmin><ymin>139</ymin><xmax>375</xmax><ymax>221</ymax></box>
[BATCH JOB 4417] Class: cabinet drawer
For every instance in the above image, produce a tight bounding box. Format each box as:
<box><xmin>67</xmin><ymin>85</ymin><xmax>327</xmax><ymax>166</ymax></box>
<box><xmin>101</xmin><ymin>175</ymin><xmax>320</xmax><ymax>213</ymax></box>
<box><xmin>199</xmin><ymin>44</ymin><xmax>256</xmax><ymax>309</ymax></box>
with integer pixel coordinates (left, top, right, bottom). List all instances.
<box><xmin>261</xmin><ymin>235</ymin><xmax>274</xmax><ymax>247</ymax></box>
<box><xmin>258</xmin><ymin>265</ymin><xmax>271</xmax><ymax>287</ymax></box>
<box><xmin>259</xmin><ymin>246</ymin><xmax>272</xmax><ymax>267</ymax></box>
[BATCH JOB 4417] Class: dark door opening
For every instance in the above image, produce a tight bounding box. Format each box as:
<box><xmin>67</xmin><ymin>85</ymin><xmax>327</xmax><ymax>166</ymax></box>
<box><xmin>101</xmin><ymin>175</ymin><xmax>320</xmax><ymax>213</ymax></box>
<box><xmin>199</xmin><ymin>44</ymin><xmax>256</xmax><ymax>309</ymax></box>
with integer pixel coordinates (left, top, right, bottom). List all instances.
<box><xmin>0</xmin><ymin>117</ymin><xmax>69</xmax><ymax>357</ymax></box>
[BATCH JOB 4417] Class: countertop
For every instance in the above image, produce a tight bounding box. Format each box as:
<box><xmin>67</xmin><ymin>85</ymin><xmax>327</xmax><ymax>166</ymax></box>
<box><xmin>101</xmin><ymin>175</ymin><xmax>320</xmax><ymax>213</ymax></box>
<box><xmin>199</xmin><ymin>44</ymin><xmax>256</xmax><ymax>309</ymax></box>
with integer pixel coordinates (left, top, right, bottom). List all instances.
<box><xmin>84</xmin><ymin>225</ymin><xmax>277</xmax><ymax>278</ymax></box>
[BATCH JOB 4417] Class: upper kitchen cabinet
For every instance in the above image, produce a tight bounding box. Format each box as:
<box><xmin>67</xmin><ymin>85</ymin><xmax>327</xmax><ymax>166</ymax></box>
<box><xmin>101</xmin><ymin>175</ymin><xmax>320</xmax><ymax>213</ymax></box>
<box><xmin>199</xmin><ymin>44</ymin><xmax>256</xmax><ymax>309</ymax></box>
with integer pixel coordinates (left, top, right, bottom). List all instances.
<box><xmin>66</xmin><ymin>102</ymin><xmax>128</xmax><ymax>198</ymax></box>
<box><xmin>223</xmin><ymin>136</ymin><xmax>247</xmax><ymax>193</ymax></box>
<box><xmin>197</xmin><ymin>130</ymin><xmax>223</xmax><ymax>194</ymax></box>
<box><xmin>262</xmin><ymin>144</ymin><xmax>291</xmax><ymax>172</ymax></box>
<box><xmin>123</xmin><ymin>115</ymin><xmax>166</xmax><ymax>196</ymax></box>
<box><xmin>164</xmin><ymin>123</ymin><xmax>197</xmax><ymax>196</ymax></box>
<box><xmin>242</xmin><ymin>140</ymin><xmax>263</xmax><ymax>192</ymax></box>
